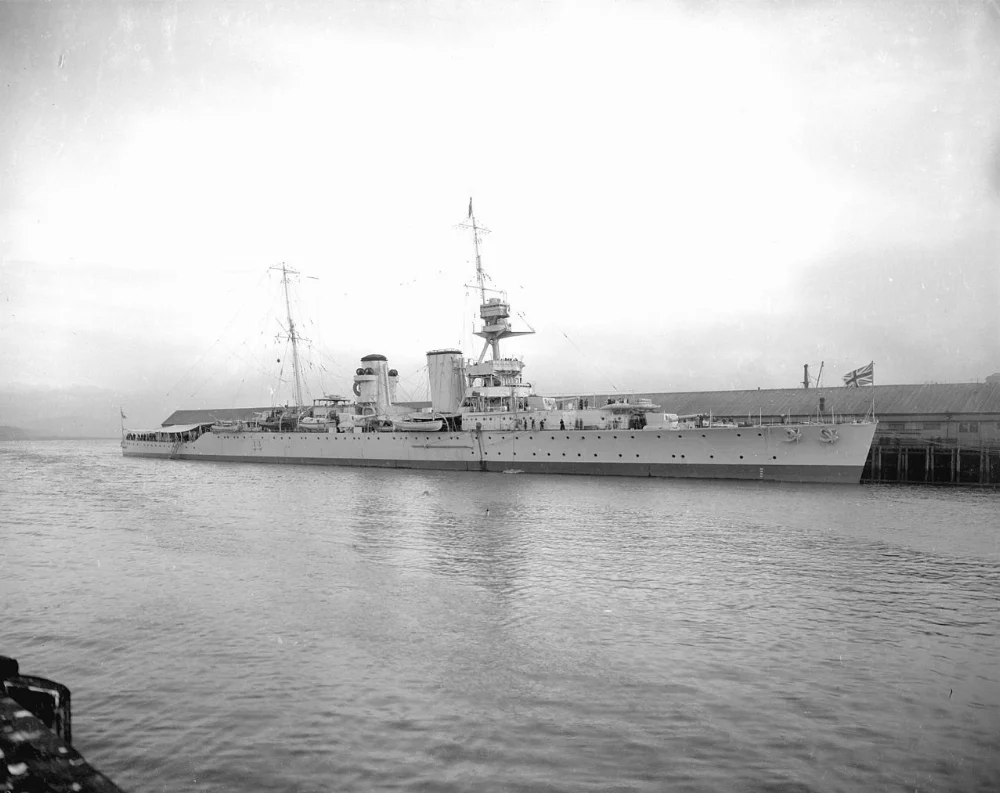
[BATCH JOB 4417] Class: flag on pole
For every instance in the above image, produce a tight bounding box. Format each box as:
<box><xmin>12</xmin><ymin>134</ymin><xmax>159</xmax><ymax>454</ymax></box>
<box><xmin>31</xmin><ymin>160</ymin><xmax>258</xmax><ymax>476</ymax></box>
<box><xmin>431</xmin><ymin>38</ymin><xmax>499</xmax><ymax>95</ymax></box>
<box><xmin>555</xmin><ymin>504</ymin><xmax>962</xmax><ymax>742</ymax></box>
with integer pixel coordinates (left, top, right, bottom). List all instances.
<box><xmin>468</xmin><ymin>197</ymin><xmax>473</xmax><ymax>218</ymax></box>
<box><xmin>842</xmin><ymin>361</ymin><xmax>874</xmax><ymax>387</ymax></box>
<box><xmin>120</xmin><ymin>408</ymin><xmax>127</xmax><ymax>419</ymax></box>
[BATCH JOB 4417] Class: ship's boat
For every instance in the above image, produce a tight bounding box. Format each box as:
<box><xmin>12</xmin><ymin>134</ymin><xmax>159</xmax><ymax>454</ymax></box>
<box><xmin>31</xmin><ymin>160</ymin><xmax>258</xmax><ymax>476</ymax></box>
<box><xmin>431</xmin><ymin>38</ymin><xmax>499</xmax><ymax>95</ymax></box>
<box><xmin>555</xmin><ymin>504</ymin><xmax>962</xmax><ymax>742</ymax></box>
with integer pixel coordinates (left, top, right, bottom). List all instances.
<box><xmin>211</xmin><ymin>420</ymin><xmax>246</xmax><ymax>433</ymax></box>
<box><xmin>121</xmin><ymin>204</ymin><xmax>878</xmax><ymax>483</ymax></box>
<box><xmin>395</xmin><ymin>417</ymin><xmax>445</xmax><ymax>432</ymax></box>
<box><xmin>259</xmin><ymin>410</ymin><xmax>299</xmax><ymax>432</ymax></box>
<box><xmin>297</xmin><ymin>417</ymin><xmax>332</xmax><ymax>432</ymax></box>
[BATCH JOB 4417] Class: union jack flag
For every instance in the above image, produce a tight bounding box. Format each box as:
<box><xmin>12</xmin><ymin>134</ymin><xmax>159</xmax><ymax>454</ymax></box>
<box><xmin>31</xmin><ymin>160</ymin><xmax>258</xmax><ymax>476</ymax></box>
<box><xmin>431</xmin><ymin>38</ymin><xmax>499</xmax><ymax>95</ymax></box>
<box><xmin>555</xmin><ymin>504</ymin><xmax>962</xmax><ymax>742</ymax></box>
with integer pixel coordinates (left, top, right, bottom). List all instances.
<box><xmin>843</xmin><ymin>361</ymin><xmax>874</xmax><ymax>387</ymax></box>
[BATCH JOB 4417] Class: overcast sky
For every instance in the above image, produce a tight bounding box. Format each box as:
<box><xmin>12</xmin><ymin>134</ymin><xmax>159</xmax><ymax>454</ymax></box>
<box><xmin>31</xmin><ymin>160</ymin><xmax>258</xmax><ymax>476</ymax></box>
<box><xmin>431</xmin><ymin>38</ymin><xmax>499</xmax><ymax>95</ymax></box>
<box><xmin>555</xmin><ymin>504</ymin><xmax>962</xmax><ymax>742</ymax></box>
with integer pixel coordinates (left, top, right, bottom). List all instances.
<box><xmin>3</xmin><ymin>0</ymin><xmax>999</xmax><ymax>418</ymax></box>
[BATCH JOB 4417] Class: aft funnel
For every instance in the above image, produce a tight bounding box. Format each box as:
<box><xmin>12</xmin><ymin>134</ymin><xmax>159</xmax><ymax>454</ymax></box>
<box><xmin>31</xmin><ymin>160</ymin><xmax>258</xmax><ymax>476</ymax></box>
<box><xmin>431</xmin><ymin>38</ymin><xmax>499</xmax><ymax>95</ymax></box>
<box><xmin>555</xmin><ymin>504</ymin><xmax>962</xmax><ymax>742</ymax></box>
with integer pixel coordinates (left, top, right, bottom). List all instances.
<box><xmin>426</xmin><ymin>349</ymin><xmax>465</xmax><ymax>414</ymax></box>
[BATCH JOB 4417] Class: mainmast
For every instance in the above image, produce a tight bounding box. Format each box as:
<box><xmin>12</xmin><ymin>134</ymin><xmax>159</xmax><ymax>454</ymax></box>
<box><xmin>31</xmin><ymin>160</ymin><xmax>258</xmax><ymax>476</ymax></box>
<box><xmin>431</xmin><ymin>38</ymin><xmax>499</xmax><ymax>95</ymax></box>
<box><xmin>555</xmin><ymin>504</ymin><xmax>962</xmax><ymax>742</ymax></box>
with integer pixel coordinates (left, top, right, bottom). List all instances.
<box><xmin>271</xmin><ymin>262</ymin><xmax>305</xmax><ymax>412</ymax></box>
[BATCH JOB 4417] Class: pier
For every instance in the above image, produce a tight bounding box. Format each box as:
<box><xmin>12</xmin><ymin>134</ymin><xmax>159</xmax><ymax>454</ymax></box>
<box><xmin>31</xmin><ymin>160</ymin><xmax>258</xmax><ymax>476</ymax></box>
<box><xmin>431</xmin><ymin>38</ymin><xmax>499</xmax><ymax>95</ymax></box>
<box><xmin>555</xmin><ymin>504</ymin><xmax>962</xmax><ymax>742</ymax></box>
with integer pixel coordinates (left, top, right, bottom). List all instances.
<box><xmin>863</xmin><ymin>441</ymin><xmax>1000</xmax><ymax>486</ymax></box>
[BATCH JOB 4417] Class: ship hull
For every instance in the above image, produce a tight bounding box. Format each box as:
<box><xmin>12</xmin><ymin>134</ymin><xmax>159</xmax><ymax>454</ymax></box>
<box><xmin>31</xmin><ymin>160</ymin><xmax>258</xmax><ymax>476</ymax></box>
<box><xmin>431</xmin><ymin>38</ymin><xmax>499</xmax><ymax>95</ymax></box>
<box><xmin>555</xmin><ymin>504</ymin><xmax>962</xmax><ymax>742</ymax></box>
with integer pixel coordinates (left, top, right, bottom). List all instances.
<box><xmin>122</xmin><ymin>422</ymin><xmax>876</xmax><ymax>484</ymax></box>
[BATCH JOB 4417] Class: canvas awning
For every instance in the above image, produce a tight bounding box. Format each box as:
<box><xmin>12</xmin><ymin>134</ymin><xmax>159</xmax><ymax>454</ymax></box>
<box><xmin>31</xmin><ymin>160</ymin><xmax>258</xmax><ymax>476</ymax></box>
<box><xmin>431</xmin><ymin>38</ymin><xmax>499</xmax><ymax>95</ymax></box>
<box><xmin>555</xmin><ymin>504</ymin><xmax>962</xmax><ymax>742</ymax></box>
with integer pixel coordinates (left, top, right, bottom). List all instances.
<box><xmin>128</xmin><ymin>423</ymin><xmax>211</xmax><ymax>434</ymax></box>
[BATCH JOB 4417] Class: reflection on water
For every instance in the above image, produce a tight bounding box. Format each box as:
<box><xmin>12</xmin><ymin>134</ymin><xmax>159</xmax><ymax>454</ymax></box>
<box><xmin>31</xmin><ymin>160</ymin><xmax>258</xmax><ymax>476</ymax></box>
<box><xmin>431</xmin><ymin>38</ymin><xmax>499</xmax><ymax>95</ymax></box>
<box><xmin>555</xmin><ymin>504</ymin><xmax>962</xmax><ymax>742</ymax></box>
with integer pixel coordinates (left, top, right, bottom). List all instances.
<box><xmin>1</xmin><ymin>440</ymin><xmax>998</xmax><ymax>793</ymax></box>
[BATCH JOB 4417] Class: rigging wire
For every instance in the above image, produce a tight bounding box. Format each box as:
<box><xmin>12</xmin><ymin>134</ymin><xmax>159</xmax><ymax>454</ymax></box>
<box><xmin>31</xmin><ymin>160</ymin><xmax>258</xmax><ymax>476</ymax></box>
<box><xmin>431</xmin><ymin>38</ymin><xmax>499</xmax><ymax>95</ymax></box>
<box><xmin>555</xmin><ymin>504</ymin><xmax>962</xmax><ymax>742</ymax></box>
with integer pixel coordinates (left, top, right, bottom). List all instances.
<box><xmin>231</xmin><ymin>377</ymin><xmax>245</xmax><ymax>405</ymax></box>
<box><xmin>172</xmin><ymin>267</ymin><xmax>302</xmax><ymax>404</ymax></box>
<box><xmin>392</xmin><ymin>365</ymin><xmax>431</xmax><ymax>405</ymax></box>
<box><xmin>184</xmin><ymin>335</ymin><xmax>282</xmax><ymax>399</ymax></box>
<box><xmin>165</xmin><ymin>267</ymin><xmax>271</xmax><ymax>398</ymax></box>
<box><xmin>560</xmin><ymin>330</ymin><xmax>620</xmax><ymax>393</ymax></box>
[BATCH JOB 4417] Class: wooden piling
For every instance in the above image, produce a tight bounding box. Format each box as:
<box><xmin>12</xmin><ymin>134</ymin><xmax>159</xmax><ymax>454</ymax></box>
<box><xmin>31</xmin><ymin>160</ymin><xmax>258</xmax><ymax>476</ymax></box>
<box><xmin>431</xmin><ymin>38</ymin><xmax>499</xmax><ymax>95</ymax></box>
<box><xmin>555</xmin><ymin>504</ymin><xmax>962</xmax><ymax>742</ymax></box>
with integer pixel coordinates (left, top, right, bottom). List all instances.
<box><xmin>862</xmin><ymin>441</ymin><xmax>996</xmax><ymax>487</ymax></box>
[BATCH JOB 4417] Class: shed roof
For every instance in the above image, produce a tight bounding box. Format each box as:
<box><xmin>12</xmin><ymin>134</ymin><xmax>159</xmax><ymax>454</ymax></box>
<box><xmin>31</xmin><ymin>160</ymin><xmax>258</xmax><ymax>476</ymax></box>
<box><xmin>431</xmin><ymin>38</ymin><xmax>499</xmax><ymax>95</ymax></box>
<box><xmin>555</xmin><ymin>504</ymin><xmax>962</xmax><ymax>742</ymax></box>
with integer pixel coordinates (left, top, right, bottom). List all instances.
<box><xmin>563</xmin><ymin>383</ymin><xmax>1000</xmax><ymax>418</ymax></box>
<box><xmin>163</xmin><ymin>407</ymin><xmax>272</xmax><ymax>426</ymax></box>
<box><xmin>159</xmin><ymin>383</ymin><xmax>1000</xmax><ymax>426</ymax></box>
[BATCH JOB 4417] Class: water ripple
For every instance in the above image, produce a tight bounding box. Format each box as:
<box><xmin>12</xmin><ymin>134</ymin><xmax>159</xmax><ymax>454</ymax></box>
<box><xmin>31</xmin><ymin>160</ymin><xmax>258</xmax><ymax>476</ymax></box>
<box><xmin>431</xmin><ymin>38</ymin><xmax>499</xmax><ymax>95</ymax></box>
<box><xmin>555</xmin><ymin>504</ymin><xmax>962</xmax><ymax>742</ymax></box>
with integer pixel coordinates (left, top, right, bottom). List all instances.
<box><xmin>1</xmin><ymin>440</ymin><xmax>998</xmax><ymax>792</ymax></box>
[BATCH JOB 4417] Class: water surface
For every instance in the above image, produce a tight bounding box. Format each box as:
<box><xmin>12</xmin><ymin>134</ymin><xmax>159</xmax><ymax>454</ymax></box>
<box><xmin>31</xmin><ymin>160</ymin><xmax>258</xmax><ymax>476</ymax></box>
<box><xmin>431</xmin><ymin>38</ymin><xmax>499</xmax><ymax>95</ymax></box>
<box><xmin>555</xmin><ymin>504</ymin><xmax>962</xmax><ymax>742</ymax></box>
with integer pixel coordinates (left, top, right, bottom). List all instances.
<box><xmin>1</xmin><ymin>440</ymin><xmax>997</xmax><ymax>792</ymax></box>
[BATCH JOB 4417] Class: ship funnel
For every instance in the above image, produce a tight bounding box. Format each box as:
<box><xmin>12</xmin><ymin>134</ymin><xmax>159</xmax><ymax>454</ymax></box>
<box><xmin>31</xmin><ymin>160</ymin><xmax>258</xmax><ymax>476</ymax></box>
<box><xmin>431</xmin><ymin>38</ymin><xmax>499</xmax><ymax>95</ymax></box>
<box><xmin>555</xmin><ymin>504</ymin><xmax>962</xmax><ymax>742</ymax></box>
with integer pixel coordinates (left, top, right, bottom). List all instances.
<box><xmin>426</xmin><ymin>349</ymin><xmax>465</xmax><ymax>414</ymax></box>
<box><xmin>354</xmin><ymin>354</ymin><xmax>393</xmax><ymax>412</ymax></box>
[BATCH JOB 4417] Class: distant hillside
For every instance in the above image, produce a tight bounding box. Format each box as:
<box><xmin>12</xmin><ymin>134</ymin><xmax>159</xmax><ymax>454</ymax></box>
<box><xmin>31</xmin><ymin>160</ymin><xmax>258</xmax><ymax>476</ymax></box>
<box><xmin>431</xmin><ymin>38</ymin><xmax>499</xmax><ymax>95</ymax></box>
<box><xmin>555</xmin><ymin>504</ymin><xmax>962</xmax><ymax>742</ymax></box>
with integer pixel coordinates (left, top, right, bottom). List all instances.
<box><xmin>0</xmin><ymin>424</ymin><xmax>116</xmax><ymax>441</ymax></box>
<box><xmin>0</xmin><ymin>383</ymin><xmax>234</xmax><ymax>438</ymax></box>
<box><xmin>0</xmin><ymin>425</ymin><xmax>30</xmax><ymax>441</ymax></box>
<box><xmin>0</xmin><ymin>386</ymin><xmax>126</xmax><ymax>439</ymax></box>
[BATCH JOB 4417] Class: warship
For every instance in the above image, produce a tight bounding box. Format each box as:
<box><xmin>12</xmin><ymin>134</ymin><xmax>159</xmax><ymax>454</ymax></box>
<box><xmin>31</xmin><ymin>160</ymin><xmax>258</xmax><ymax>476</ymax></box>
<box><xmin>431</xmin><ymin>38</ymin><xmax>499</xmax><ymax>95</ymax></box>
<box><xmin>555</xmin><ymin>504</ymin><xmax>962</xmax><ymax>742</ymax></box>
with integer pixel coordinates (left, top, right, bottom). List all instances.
<box><xmin>122</xmin><ymin>205</ymin><xmax>877</xmax><ymax>483</ymax></box>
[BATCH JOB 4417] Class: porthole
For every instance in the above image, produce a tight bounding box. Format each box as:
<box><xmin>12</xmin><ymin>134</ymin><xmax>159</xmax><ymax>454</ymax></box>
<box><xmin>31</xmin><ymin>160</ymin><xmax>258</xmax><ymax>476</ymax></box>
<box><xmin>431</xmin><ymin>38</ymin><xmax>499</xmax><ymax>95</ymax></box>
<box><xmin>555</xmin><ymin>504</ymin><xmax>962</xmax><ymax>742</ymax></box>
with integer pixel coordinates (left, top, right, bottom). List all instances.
<box><xmin>613</xmin><ymin>435</ymin><xmax>618</xmax><ymax>439</ymax></box>
<box><xmin>635</xmin><ymin>454</ymin><xmax>640</xmax><ymax>458</ymax></box>
<box><xmin>772</xmin><ymin>456</ymin><xmax>777</xmax><ymax>460</ymax></box>
<box><xmin>630</xmin><ymin>435</ymin><xmax>635</xmax><ymax>439</ymax></box>
<box><xmin>593</xmin><ymin>454</ymin><xmax>597</xmax><ymax>457</ymax></box>
<box><xmin>657</xmin><ymin>434</ymin><xmax>661</xmax><ymax>439</ymax></box>
<box><xmin>737</xmin><ymin>433</ymin><xmax>741</xmax><ymax>437</ymax></box>
<box><xmin>701</xmin><ymin>434</ymin><xmax>705</xmax><ymax>438</ymax></box>
<box><xmin>618</xmin><ymin>453</ymin><xmax>623</xmax><ymax>457</ymax></box>
<box><xmin>681</xmin><ymin>454</ymin><xmax>685</xmax><ymax>459</ymax></box>
<box><xmin>710</xmin><ymin>455</ymin><xmax>714</xmax><ymax>459</ymax></box>
<box><xmin>547</xmin><ymin>452</ymin><xmax>551</xmax><ymax>456</ymax></box>
<box><xmin>739</xmin><ymin>455</ymin><xmax>744</xmax><ymax>459</ymax></box>
<box><xmin>672</xmin><ymin>454</ymin><xmax>676</xmax><ymax>458</ymax></box>
<box><xmin>577</xmin><ymin>453</ymin><xmax>582</xmax><ymax>457</ymax></box>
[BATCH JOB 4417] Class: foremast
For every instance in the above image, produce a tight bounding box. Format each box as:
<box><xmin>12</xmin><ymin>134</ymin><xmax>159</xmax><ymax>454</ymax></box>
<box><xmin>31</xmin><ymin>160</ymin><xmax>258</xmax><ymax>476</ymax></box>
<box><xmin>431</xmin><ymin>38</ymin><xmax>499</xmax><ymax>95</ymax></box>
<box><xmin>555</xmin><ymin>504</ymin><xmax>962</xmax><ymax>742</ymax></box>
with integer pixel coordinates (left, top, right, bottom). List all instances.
<box><xmin>457</xmin><ymin>200</ymin><xmax>534</xmax><ymax>413</ymax></box>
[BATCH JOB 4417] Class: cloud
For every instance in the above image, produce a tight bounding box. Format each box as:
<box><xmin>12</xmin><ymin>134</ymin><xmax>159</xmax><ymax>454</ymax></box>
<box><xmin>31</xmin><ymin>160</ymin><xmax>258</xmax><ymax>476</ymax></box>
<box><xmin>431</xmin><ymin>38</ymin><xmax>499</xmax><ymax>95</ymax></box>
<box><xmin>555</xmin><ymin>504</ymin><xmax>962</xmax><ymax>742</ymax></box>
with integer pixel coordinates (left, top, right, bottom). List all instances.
<box><xmin>3</xmin><ymin>0</ymin><xmax>999</xmax><ymax>406</ymax></box>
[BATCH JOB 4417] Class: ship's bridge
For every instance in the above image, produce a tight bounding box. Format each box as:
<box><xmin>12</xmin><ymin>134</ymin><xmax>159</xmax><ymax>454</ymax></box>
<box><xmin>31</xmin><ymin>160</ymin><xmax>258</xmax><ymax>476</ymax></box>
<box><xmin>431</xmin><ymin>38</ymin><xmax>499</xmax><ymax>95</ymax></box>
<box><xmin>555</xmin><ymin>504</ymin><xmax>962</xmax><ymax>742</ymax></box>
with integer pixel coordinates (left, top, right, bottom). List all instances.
<box><xmin>480</xmin><ymin>297</ymin><xmax>510</xmax><ymax>321</ymax></box>
<box><xmin>466</xmin><ymin>358</ymin><xmax>524</xmax><ymax>378</ymax></box>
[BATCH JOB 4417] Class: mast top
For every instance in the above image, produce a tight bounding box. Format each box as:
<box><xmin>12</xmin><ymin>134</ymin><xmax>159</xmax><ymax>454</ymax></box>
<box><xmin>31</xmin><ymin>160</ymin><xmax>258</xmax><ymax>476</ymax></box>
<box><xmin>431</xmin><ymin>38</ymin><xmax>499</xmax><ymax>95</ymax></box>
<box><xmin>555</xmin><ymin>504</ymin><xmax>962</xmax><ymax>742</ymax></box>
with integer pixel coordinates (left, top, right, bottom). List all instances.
<box><xmin>456</xmin><ymin>197</ymin><xmax>491</xmax><ymax>306</ymax></box>
<box><xmin>455</xmin><ymin>199</ymin><xmax>533</xmax><ymax>364</ymax></box>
